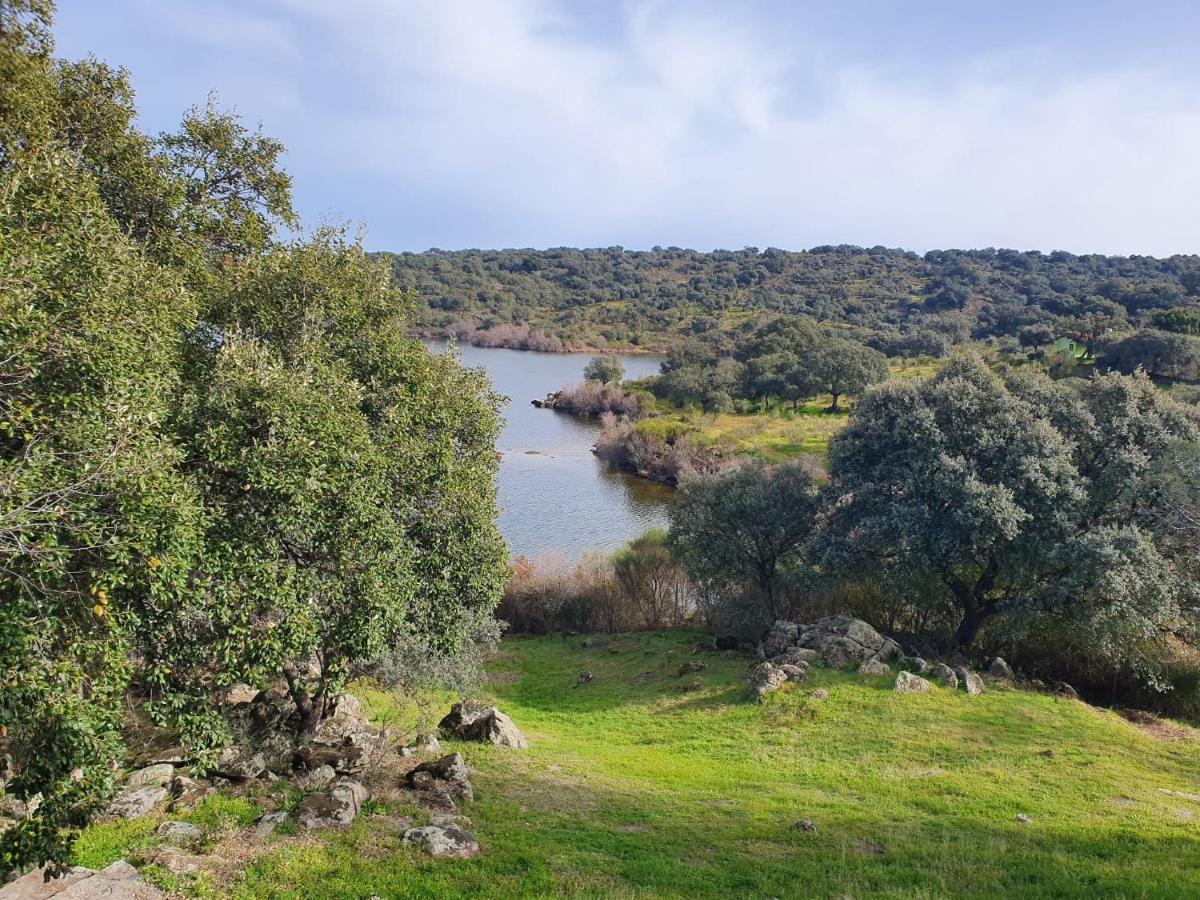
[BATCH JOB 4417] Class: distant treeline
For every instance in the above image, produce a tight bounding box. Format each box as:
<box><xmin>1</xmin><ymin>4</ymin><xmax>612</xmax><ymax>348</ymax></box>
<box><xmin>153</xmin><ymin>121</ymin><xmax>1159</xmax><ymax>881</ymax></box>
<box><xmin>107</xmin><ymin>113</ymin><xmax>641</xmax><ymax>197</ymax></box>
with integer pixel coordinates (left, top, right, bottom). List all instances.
<box><xmin>381</xmin><ymin>245</ymin><xmax>1200</xmax><ymax>353</ymax></box>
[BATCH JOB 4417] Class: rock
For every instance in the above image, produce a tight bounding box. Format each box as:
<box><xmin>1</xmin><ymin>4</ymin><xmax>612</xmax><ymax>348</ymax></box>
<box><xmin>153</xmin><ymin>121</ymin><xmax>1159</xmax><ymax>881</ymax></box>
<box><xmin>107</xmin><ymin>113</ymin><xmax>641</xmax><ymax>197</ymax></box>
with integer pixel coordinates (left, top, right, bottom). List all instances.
<box><xmin>811</xmin><ymin>688</ymin><xmax>830</xmax><ymax>701</ymax></box>
<box><xmin>147</xmin><ymin>845</ymin><xmax>205</xmax><ymax>875</ymax></box>
<box><xmin>895</xmin><ymin>671</ymin><xmax>931</xmax><ymax>694</ymax></box>
<box><xmin>126</xmin><ymin>764</ymin><xmax>174</xmax><ymax>788</ymax></box>
<box><xmin>749</xmin><ymin>662</ymin><xmax>787</xmax><ymax>698</ymax></box>
<box><xmin>402</xmin><ymin>824</ymin><xmax>481</xmax><ymax>859</ymax></box>
<box><xmin>988</xmin><ymin>657</ymin><xmax>1015</xmax><ymax>679</ymax></box>
<box><xmin>294</xmin><ymin>764</ymin><xmax>336</xmax><ymax>792</ymax></box>
<box><xmin>213</xmin><ymin>748</ymin><xmax>267</xmax><ymax>780</ymax></box>
<box><xmin>769</xmin><ymin>647</ymin><xmax>819</xmax><ymax>667</ymax></box>
<box><xmin>795</xmin><ymin>616</ymin><xmax>901</xmax><ymax>668</ymax></box>
<box><xmin>293</xmin><ymin>743</ymin><xmax>365</xmax><ymax>776</ymax></box>
<box><xmin>108</xmin><ymin>785</ymin><xmax>169</xmax><ymax>819</ymax></box>
<box><xmin>714</xmin><ymin>635</ymin><xmax>739</xmax><ymax>651</ymax></box>
<box><xmin>253</xmin><ymin>810</ymin><xmax>290</xmax><ymax>838</ymax></box>
<box><xmin>955</xmin><ymin>667</ymin><xmax>985</xmax><ymax>696</ymax></box>
<box><xmin>906</xmin><ymin>657</ymin><xmax>929</xmax><ymax>673</ymax></box>
<box><xmin>438</xmin><ymin>703</ymin><xmax>528</xmax><ymax>749</ymax></box>
<box><xmin>760</xmin><ymin>620</ymin><xmax>800</xmax><ymax>658</ymax></box>
<box><xmin>154</xmin><ymin>821</ymin><xmax>202</xmax><ymax>847</ymax></box>
<box><xmin>1015</xmin><ymin>813</ymin><xmax>1032</xmax><ymax>824</ymax></box>
<box><xmin>167</xmin><ymin>775</ymin><xmax>211</xmax><ymax>810</ymax></box>
<box><xmin>1057</xmin><ymin>682</ymin><xmax>1079</xmax><ymax>700</ymax></box>
<box><xmin>0</xmin><ymin>860</ymin><xmax>165</xmax><ymax>899</ymax></box>
<box><xmin>399</xmin><ymin>734</ymin><xmax>441</xmax><ymax>758</ymax></box>
<box><xmin>293</xmin><ymin>777</ymin><xmax>368</xmax><ymax>830</ymax></box>
<box><xmin>928</xmin><ymin>663</ymin><xmax>958</xmax><ymax>689</ymax></box>
<box><xmin>778</xmin><ymin>663</ymin><xmax>808</xmax><ymax>683</ymax></box>
<box><xmin>405</xmin><ymin>753</ymin><xmax>473</xmax><ymax>803</ymax></box>
<box><xmin>793</xmin><ymin>819</ymin><xmax>817</xmax><ymax>833</ymax></box>
<box><xmin>677</xmin><ymin>660</ymin><xmax>705</xmax><ymax>676</ymax></box>
<box><xmin>858</xmin><ymin>659</ymin><xmax>890</xmax><ymax>677</ymax></box>
<box><xmin>576</xmin><ymin>670</ymin><xmax>594</xmax><ymax>686</ymax></box>
<box><xmin>225</xmin><ymin>683</ymin><xmax>259</xmax><ymax>705</ymax></box>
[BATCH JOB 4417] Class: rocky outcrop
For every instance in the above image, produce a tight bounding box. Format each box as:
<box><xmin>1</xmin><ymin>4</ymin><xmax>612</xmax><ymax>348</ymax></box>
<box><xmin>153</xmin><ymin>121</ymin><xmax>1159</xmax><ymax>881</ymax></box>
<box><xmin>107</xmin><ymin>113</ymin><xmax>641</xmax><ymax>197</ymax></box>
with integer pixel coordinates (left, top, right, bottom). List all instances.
<box><xmin>293</xmin><ymin>777</ymin><xmax>368</xmax><ymax>830</ymax></box>
<box><xmin>928</xmin><ymin>663</ymin><xmax>958</xmax><ymax>689</ymax></box>
<box><xmin>955</xmin><ymin>667</ymin><xmax>985</xmax><ymax>696</ymax></box>
<box><xmin>988</xmin><ymin>658</ymin><xmax>1014</xmax><ymax>679</ymax></box>
<box><xmin>895</xmin><ymin>671</ymin><xmax>931</xmax><ymax>694</ymax></box>
<box><xmin>749</xmin><ymin>662</ymin><xmax>788</xmax><ymax>698</ymax></box>
<box><xmin>760</xmin><ymin>616</ymin><xmax>901</xmax><ymax>671</ymax></box>
<box><xmin>0</xmin><ymin>861</ymin><xmax>164</xmax><ymax>899</ymax></box>
<box><xmin>406</xmin><ymin>753</ymin><xmax>474</xmax><ymax>804</ymax></box>
<box><xmin>108</xmin><ymin>785</ymin><xmax>169</xmax><ymax>819</ymax></box>
<box><xmin>858</xmin><ymin>659</ymin><xmax>890</xmax><ymax>677</ymax></box>
<box><xmin>403</xmin><ymin>824</ymin><xmax>481</xmax><ymax>859</ymax></box>
<box><xmin>438</xmin><ymin>703</ymin><xmax>528</xmax><ymax>749</ymax></box>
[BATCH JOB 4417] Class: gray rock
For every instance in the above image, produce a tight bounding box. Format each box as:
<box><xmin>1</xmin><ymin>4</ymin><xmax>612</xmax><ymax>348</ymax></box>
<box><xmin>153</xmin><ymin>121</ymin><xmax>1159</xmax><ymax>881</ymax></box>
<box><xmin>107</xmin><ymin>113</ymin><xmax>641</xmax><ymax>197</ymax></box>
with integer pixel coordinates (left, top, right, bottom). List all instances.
<box><xmin>293</xmin><ymin>777</ymin><xmax>368</xmax><ymax>829</ymax></box>
<box><xmin>146</xmin><ymin>846</ymin><xmax>205</xmax><ymax>875</ymax></box>
<box><xmin>154</xmin><ymin>820</ymin><xmax>202</xmax><ymax>847</ymax></box>
<box><xmin>906</xmin><ymin>657</ymin><xmax>929</xmax><ymax>673</ymax></box>
<box><xmin>253</xmin><ymin>810</ymin><xmax>290</xmax><ymax>838</ymax></box>
<box><xmin>399</xmin><ymin>734</ymin><xmax>441</xmax><ymax>758</ymax></box>
<box><xmin>749</xmin><ymin>662</ymin><xmax>788</xmax><ymax>698</ymax></box>
<box><xmin>796</xmin><ymin>616</ymin><xmax>900</xmax><ymax>668</ymax></box>
<box><xmin>760</xmin><ymin>620</ymin><xmax>801</xmax><ymax>658</ymax></box>
<box><xmin>929</xmin><ymin>663</ymin><xmax>958</xmax><ymax>689</ymax></box>
<box><xmin>1058</xmin><ymin>682</ymin><xmax>1079</xmax><ymax>700</ymax></box>
<box><xmin>405</xmin><ymin>753</ymin><xmax>473</xmax><ymax>803</ymax></box>
<box><xmin>575</xmin><ymin>670</ymin><xmax>594</xmax><ymax>686</ymax></box>
<box><xmin>167</xmin><ymin>775</ymin><xmax>211</xmax><ymax>810</ymax></box>
<box><xmin>894</xmin><ymin>671</ymin><xmax>931</xmax><ymax>694</ymax></box>
<box><xmin>769</xmin><ymin>647</ymin><xmax>819</xmax><ymax>667</ymax></box>
<box><xmin>811</xmin><ymin>688</ymin><xmax>830</xmax><ymax>701</ymax></box>
<box><xmin>225</xmin><ymin>683</ymin><xmax>259</xmax><ymax>705</ymax></box>
<box><xmin>858</xmin><ymin>659</ymin><xmax>890</xmax><ymax>677</ymax></box>
<box><xmin>0</xmin><ymin>860</ymin><xmax>164</xmax><ymax>899</ymax></box>
<box><xmin>126</xmin><ymin>764</ymin><xmax>174</xmax><ymax>788</ymax></box>
<box><xmin>213</xmin><ymin>748</ymin><xmax>267</xmax><ymax>780</ymax></box>
<box><xmin>778</xmin><ymin>663</ymin><xmax>808</xmax><ymax>683</ymax></box>
<box><xmin>955</xmin><ymin>667</ymin><xmax>985</xmax><ymax>696</ymax></box>
<box><xmin>108</xmin><ymin>785</ymin><xmax>169</xmax><ymax>819</ymax></box>
<box><xmin>677</xmin><ymin>660</ymin><xmax>705</xmax><ymax>676</ymax></box>
<box><xmin>294</xmin><ymin>764</ymin><xmax>336</xmax><ymax>792</ymax></box>
<box><xmin>438</xmin><ymin>703</ymin><xmax>528</xmax><ymax>749</ymax></box>
<box><xmin>793</xmin><ymin>819</ymin><xmax>817</xmax><ymax>833</ymax></box>
<box><xmin>402</xmin><ymin>825</ymin><xmax>481</xmax><ymax>859</ymax></box>
<box><xmin>988</xmin><ymin>657</ymin><xmax>1015</xmax><ymax>679</ymax></box>
<box><xmin>1015</xmin><ymin>813</ymin><xmax>1032</xmax><ymax>824</ymax></box>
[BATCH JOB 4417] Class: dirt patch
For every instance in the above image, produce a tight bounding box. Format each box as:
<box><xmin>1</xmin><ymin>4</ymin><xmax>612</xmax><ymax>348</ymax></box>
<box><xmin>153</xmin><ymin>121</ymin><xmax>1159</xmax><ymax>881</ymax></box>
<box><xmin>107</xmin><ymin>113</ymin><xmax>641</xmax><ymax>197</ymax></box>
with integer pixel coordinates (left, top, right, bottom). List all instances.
<box><xmin>1119</xmin><ymin>709</ymin><xmax>1196</xmax><ymax>742</ymax></box>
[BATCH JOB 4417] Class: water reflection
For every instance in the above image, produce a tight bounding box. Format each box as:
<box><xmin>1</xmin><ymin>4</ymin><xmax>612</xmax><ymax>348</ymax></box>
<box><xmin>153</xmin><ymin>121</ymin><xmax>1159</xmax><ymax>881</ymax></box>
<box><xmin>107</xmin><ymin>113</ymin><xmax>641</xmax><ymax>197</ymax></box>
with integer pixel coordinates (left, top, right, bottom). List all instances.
<box><xmin>426</xmin><ymin>342</ymin><xmax>670</xmax><ymax>561</ymax></box>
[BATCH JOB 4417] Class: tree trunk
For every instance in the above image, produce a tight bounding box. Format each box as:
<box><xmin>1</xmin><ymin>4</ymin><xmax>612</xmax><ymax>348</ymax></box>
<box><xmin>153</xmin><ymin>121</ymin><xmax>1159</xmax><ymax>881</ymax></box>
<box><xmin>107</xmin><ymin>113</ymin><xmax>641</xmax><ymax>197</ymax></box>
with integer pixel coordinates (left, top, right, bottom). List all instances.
<box><xmin>953</xmin><ymin>601</ymin><xmax>988</xmax><ymax>651</ymax></box>
<box><xmin>828</xmin><ymin>392</ymin><xmax>841</xmax><ymax>413</ymax></box>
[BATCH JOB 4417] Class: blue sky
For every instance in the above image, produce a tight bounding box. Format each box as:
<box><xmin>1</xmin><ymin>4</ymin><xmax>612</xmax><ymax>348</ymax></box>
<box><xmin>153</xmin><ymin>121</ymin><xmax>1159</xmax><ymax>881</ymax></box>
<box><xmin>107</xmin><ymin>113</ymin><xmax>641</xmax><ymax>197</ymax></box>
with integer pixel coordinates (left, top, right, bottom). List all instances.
<box><xmin>53</xmin><ymin>1</ymin><xmax>1200</xmax><ymax>255</ymax></box>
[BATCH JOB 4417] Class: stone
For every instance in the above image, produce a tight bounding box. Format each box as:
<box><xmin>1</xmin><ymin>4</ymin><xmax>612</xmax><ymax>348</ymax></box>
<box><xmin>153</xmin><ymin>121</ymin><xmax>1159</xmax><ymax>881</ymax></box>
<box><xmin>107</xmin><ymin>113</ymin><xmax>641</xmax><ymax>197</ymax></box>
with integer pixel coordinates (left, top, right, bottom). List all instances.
<box><xmin>253</xmin><ymin>810</ymin><xmax>290</xmax><ymax>838</ymax></box>
<box><xmin>154</xmin><ymin>821</ymin><xmax>202</xmax><ymax>847</ymax></box>
<box><xmin>749</xmin><ymin>662</ymin><xmax>787</xmax><ymax>698</ymax></box>
<box><xmin>894</xmin><ymin>671</ymin><xmax>931</xmax><ymax>694</ymax></box>
<box><xmin>1058</xmin><ymin>682</ymin><xmax>1080</xmax><ymax>700</ymax></box>
<box><xmin>399</xmin><ymin>734</ymin><xmax>441</xmax><ymax>758</ymax></box>
<box><xmin>147</xmin><ymin>846</ymin><xmax>205</xmax><ymax>876</ymax></box>
<box><xmin>402</xmin><ymin>825</ymin><xmax>481</xmax><ymax>859</ymax></box>
<box><xmin>955</xmin><ymin>667</ymin><xmax>985</xmax><ymax>696</ymax></box>
<box><xmin>811</xmin><ymin>688</ymin><xmax>830</xmax><ymax>701</ymax></box>
<box><xmin>677</xmin><ymin>660</ymin><xmax>705</xmax><ymax>676</ymax></box>
<box><xmin>760</xmin><ymin>620</ymin><xmax>800</xmax><ymax>658</ymax></box>
<box><xmin>293</xmin><ymin>777</ymin><xmax>368</xmax><ymax>830</ymax></box>
<box><xmin>989</xmin><ymin>657</ymin><xmax>1015</xmax><ymax>679</ymax></box>
<box><xmin>778</xmin><ymin>663</ymin><xmax>808</xmax><ymax>683</ymax></box>
<box><xmin>167</xmin><ymin>775</ymin><xmax>211</xmax><ymax>810</ymax></box>
<box><xmin>795</xmin><ymin>616</ymin><xmax>901</xmax><ymax>668</ymax></box>
<box><xmin>858</xmin><ymin>659</ymin><xmax>890</xmax><ymax>677</ymax></box>
<box><xmin>126</xmin><ymin>764</ymin><xmax>174</xmax><ymax>788</ymax></box>
<box><xmin>293</xmin><ymin>743</ymin><xmax>365</xmax><ymax>776</ymax></box>
<box><xmin>213</xmin><ymin>748</ymin><xmax>267</xmax><ymax>780</ymax></box>
<box><xmin>405</xmin><ymin>753</ymin><xmax>473</xmax><ymax>803</ymax></box>
<box><xmin>906</xmin><ymin>657</ymin><xmax>929</xmax><ymax>673</ymax></box>
<box><xmin>294</xmin><ymin>764</ymin><xmax>336</xmax><ymax>792</ymax></box>
<box><xmin>1015</xmin><ymin>813</ymin><xmax>1032</xmax><ymax>824</ymax></box>
<box><xmin>438</xmin><ymin>703</ymin><xmax>528</xmax><ymax>749</ymax></box>
<box><xmin>108</xmin><ymin>785</ymin><xmax>169</xmax><ymax>819</ymax></box>
<box><xmin>225</xmin><ymin>683</ymin><xmax>259</xmax><ymax>705</ymax></box>
<box><xmin>928</xmin><ymin>663</ymin><xmax>958</xmax><ymax>689</ymax></box>
<box><xmin>576</xmin><ymin>670</ymin><xmax>594</xmax><ymax>686</ymax></box>
<box><xmin>769</xmin><ymin>647</ymin><xmax>819</xmax><ymax>668</ymax></box>
<box><xmin>793</xmin><ymin>819</ymin><xmax>817</xmax><ymax>833</ymax></box>
<box><xmin>0</xmin><ymin>860</ymin><xmax>164</xmax><ymax>900</ymax></box>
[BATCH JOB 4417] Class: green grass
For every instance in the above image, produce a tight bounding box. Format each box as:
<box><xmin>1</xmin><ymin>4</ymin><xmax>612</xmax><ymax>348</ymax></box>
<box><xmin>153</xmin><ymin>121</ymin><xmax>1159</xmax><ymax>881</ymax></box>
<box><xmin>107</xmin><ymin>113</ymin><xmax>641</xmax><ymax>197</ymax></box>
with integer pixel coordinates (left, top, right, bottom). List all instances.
<box><xmin>223</xmin><ymin>631</ymin><xmax>1200</xmax><ymax>898</ymax></box>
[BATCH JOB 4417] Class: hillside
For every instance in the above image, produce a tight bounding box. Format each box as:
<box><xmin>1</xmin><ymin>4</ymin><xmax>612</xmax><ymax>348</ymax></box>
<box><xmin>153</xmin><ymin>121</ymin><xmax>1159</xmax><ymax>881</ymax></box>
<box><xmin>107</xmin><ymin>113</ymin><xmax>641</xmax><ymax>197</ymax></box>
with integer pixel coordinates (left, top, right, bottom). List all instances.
<box><xmin>74</xmin><ymin>632</ymin><xmax>1200</xmax><ymax>898</ymax></box>
<box><xmin>382</xmin><ymin>246</ymin><xmax>1200</xmax><ymax>353</ymax></box>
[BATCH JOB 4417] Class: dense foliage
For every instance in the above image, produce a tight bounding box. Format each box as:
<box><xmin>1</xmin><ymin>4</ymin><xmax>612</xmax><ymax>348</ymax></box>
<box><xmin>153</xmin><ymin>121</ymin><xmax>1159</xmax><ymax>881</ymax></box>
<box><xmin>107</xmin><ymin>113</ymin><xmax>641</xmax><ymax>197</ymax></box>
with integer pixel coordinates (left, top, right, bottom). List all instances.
<box><xmin>0</xmin><ymin>2</ymin><xmax>505</xmax><ymax>875</ymax></box>
<box><xmin>387</xmin><ymin>244</ymin><xmax>1200</xmax><ymax>354</ymax></box>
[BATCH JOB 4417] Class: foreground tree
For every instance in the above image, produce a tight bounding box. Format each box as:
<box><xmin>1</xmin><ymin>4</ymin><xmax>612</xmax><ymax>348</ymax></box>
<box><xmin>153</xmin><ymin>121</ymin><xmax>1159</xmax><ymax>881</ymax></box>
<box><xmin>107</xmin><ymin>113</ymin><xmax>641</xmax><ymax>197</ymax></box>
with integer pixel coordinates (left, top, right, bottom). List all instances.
<box><xmin>668</xmin><ymin>459</ymin><xmax>822</xmax><ymax>624</ymax></box>
<box><xmin>820</xmin><ymin>354</ymin><xmax>1198</xmax><ymax>653</ymax></box>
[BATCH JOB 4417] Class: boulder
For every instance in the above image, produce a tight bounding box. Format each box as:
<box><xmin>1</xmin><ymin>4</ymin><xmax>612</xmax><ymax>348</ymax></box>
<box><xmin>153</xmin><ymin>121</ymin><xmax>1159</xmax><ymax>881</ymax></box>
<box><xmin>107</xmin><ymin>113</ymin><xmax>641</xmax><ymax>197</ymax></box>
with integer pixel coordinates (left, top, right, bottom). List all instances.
<box><xmin>212</xmin><ymin>748</ymin><xmax>267</xmax><ymax>781</ymax></box>
<box><xmin>576</xmin><ymin>671</ymin><xmax>594</xmax><ymax>686</ymax></box>
<box><xmin>811</xmin><ymin>688</ymin><xmax>830</xmax><ymax>701</ymax></box>
<box><xmin>905</xmin><ymin>657</ymin><xmax>929</xmax><ymax>673</ymax></box>
<box><xmin>894</xmin><ymin>671</ymin><xmax>931</xmax><ymax>694</ymax></box>
<box><xmin>225</xmin><ymin>683</ymin><xmax>260</xmax><ymax>705</ymax></box>
<box><xmin>399</xmin><ymin>734</ymin><xmax>441</xmax><ymax>758</ymax></box>
<box><xmin>146</xmin><ymin>846</ymin><xmax>205</xmax><ymax>876</ymax></box>
<box><xmin>125</xmin><ymin>764</ymin><xmax>174</xmax><ymax>788</ymax></box>
<box><xmin>438</xmin><ymin>703</ymin><xmax>528</xmax><ymax>749</ymax></box>
<box><xmin>405</xmin><ymin>752</ymin><xmax>473</xmax><ymax>803</ymax></box>
<box><xmin>769</xmin><ymin>647</ymin><xmax>819</xmax><ymax>668</ymax></box>
<box><xmin>988</xmin><ymin>657</ymin><xmax>1015</xmax><ymax>679</ymax></box>
<box><xmin>0</xmin><ymin>860</ymin><xmax>164</xmax><ymax>900</ymax></box>
<box><xmin>677</xmin><ymin>660</ymin><xmax>705</xmax><ymax>676</ymax></box>
<box><xmin>760</xmin><ymin>620</ymin><xmax>800</xmax><ymax>658</ymax></box>
<box><xmin>154</xmin><ymin>821</ymin><xmax>202</xmax><ymax>847</ymax></box>
<box><xmin>253</xmin><ymin>810</ymin><xmax>289</xmax><ymax>838</ymax></box>
<box><xmin>955</xmin><ymin>667</ymin><xmax>985</xmax><ymax>697</ymax></box>
<box><xmin>858</xmin><ymin>659</ymin><xmax>890</xmax><ymax>677</ymax></box>
<box><xmin>108</xmin><ymin>785</ymin><xmax>169</xmax><ymax>819</ymax></box>
<box><xmin>167</xmin><ymin>775</ymin><xmax>211</xmax><ymax>810</ymax></box>
<box><xmin>748</xmin><ymin>662</ymin><xmax>787</xmax><ymax>698</ymax></box>
<box><xmin>293</xmin><ymin>777</ymin><xmax>368</xmax><ymax>830</ymax></box>
<box><xmin>928</xmin><ymin>663</ymin><xmax>958</xmax><ymax>689</ymax></box>
<box><xmin>294</xmin><ymin>764</ymin><xmax>336</xmax><ymax>792</ymax></box>
<box><xmin>778</xmin><ymin>663</ymin><xmax>808</xmax><ymax>683</ymax></box>
<box><xmin>795</xmin><ymin>616</ymin><xmax>901</xmax><ymax>669</ymax></box>
<box><xmin>402</xmin><ymin>824</ymin><xmax>481</xmax><ymax>859</ymax></box>
<box><xmin>1057</xmin><ymin>682</ymin><xmax>1080</xmax><ymax>700</ymax></box>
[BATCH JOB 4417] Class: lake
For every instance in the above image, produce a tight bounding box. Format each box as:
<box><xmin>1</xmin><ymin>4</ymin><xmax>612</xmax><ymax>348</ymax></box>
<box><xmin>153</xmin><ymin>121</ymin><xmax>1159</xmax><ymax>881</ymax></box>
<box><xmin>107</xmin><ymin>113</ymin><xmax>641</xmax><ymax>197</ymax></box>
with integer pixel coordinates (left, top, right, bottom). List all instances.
<box><xmin>426</xmin><ymin>343</ymin><xmax>671</xmax><ymax>562</ymax></box>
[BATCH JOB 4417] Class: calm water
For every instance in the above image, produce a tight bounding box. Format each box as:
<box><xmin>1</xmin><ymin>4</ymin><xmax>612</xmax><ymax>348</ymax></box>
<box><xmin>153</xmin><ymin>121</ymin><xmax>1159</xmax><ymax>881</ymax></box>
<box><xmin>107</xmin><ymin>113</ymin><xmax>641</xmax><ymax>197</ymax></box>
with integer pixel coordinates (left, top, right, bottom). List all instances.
<box><xmin>427</xmin><ymin>343</ymin><xmax>671</xmax><ymax>562</ymax></box>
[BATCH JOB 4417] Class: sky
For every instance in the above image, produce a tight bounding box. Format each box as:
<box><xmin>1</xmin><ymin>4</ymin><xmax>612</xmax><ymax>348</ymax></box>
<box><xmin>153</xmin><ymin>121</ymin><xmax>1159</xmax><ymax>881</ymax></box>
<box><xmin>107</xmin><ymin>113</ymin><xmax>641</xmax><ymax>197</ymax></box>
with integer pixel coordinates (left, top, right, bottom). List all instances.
<box><xmin>53</xmin><ymin>0</ymin><xmax>1200</xmax><ymax>256</ymax></box>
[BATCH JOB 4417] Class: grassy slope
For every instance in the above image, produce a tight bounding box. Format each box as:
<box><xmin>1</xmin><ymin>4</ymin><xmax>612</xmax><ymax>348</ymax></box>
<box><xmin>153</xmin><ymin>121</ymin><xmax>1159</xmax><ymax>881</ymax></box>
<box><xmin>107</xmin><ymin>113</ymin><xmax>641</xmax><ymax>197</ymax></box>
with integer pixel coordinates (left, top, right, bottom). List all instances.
<box><xmin>214</xmin><ymin>632</ymin><xmax>1199</xmax><ymax>899</ymax></box>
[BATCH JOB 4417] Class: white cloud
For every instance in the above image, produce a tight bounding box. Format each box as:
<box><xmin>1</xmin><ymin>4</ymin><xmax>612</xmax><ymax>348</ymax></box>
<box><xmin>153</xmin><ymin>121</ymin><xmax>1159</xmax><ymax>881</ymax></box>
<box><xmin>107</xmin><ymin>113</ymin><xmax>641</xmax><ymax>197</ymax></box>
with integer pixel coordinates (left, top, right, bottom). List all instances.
<box><xmin>159</xmin><ymin>0</ymin><xmax>1200</xmax><ymax>253</ymax></box>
